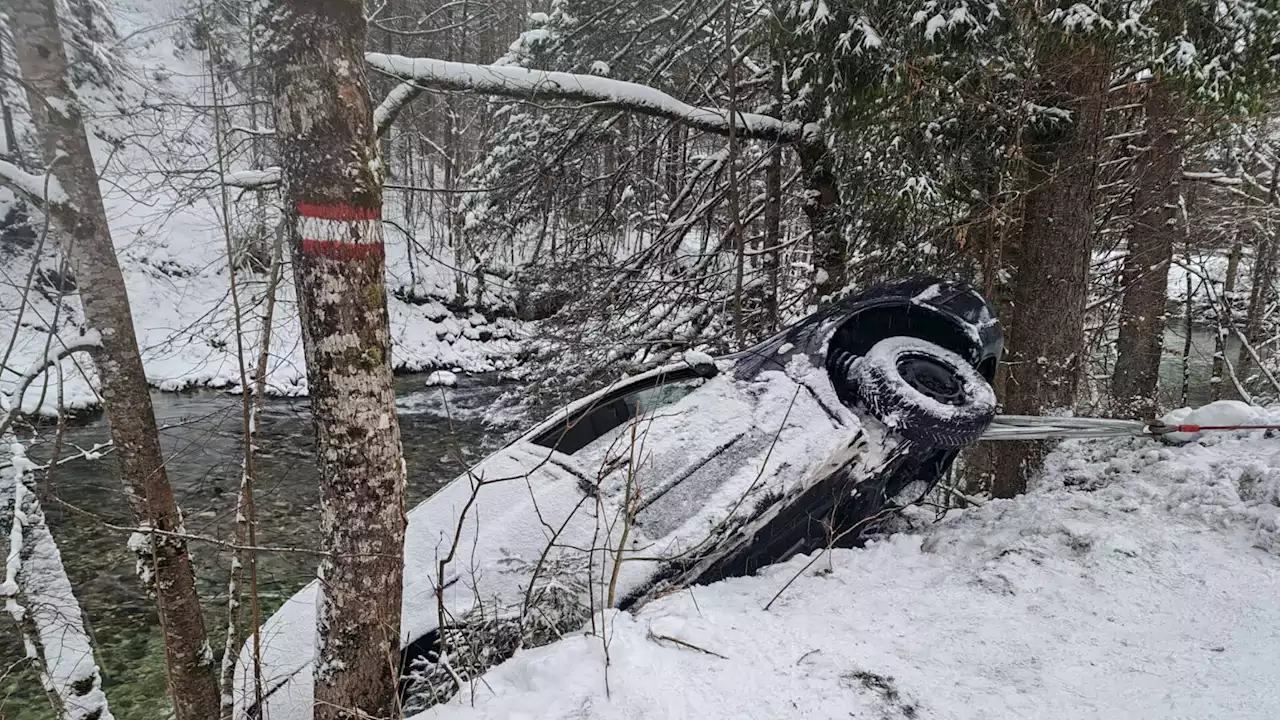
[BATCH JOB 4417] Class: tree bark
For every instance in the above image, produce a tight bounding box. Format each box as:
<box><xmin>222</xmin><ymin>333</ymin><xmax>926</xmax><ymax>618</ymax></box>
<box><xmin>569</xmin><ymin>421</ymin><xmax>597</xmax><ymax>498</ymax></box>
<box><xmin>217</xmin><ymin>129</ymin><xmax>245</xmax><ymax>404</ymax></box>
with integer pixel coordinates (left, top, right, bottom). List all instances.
<box><xmin>760</xmin><ymin>57</ymin><xmax>784</xmax><ymax>330</ymax></box>
<box><xmin>725</xmin><ymin>0</ymin><xmax>745</xmax><ymax>348</ymax></box>
<box><xmin>1237</xmin><ymin>161</ymin><xmax>1280</xmax><ymax>383</ymax></box>
<box><xmin>8</xmin><ymin>1</ymin><xmax>221</xmax><ymax>717</ymax></box>
<box><xmin>0</xmin><ymin>31</ymin><xmax>23</xmax><ymax>164</ymax></box>
<box><xmin>799</xmin><ymin>141</ymin><xmax>844</xmax><ymax>303</ymax></box>
<box><xmin>992</xmin><ymin>42</ymin><xmax>1109</xmax><ymax>498</ymax></box>
<box><xmin>1211</xmin><ymin>239</ymin><xmax>1243</xmax><ymax>400</ymax></box>
<box><xmin>267</xmin><ymin>2</ymin><xmax>408</xmax><ymax>718</ymax></box>
<box><xmin>763</xmin><ymin>138</ymin><xmax>783</xmax><ymax>330</ymax></box>
<box><xmin>1111</xmin><ymin>81</ymin><xmax>1180</xmax><ymax>418</ymax></box>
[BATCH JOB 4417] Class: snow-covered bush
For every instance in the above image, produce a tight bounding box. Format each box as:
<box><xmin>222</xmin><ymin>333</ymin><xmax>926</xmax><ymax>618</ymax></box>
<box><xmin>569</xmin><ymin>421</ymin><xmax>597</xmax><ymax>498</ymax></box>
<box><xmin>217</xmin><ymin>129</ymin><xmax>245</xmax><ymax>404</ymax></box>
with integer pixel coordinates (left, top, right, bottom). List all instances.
<box><xmin>401</xmin><ymin>552</ymin><xmax>592</xmax><ymax>713</ymax></box>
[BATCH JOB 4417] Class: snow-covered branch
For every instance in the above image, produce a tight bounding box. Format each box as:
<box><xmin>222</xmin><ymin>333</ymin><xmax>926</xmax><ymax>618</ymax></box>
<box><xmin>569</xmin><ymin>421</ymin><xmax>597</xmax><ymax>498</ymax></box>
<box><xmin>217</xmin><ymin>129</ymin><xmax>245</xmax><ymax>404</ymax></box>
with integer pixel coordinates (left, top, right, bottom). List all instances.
<box><xmin>223</xmin><ymin>168</ymin><xmax>281</xmax><ymax>190</ymax></box>
<box><xmin>1182</xmin><ymin>170</ymin><xmax>1245</xmax><ymax>186</ymax></box>
<box><xmin>235</xmin><ymin>55</ymin><xmax>818</xmax><ymax>191</ymax></box>
<box><xmin>374</xmin><ymin>80</ymin><xmax>423</xmax><ymax>137</ymax></box>
<box><xmin>366</xmin><ymin>53</ymin><xmax>817</xmax><ymax>144</ymax></box>
<box><xmin>2</xmin><ymin>442</ymin><xmax>115</xmax><ymax>720</ymax></box>
<box><xmin>0</xmin><ymin>159</ymin><xmax>69</xmax><ymax>210</ymax></box>
<box><xmin>0</xmin><ymin>334</ymin><xmax>101</xmax><ymax>436</ymax></box>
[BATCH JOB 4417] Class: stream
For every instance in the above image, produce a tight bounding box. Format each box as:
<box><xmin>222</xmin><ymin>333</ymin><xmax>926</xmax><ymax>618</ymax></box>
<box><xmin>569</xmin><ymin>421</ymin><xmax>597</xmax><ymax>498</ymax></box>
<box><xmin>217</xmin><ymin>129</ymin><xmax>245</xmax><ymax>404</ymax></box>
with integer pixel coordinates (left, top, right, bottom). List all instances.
<box><xmin>0</xmin><ymin>325</ymin><xmax>1258</xmax><ymax>718</ymax></box>
<box><xmin>3</xmin><ymin>373</ymin><xmax>513</xmax><ymax>720</ymax></box>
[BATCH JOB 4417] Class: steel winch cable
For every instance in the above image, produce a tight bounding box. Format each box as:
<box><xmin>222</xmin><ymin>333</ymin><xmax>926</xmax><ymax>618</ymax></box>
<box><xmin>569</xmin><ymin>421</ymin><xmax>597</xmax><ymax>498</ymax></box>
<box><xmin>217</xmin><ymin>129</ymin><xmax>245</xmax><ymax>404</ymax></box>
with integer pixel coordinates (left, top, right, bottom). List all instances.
<box><xmin>980</xmin><ymin>415</ymin><xmax>1280</xmax><ymax>441</ymax></box>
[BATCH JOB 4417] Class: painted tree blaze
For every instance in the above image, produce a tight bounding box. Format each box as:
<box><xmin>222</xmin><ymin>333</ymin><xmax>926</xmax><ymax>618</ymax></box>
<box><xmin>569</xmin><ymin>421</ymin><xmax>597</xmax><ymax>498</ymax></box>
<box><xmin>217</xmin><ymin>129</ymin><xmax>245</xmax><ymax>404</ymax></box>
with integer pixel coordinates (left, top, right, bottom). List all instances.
<box><xmin>296</xmin><ymin>201</ymin><xmax>385</xmax><ymax>260</ymax></box>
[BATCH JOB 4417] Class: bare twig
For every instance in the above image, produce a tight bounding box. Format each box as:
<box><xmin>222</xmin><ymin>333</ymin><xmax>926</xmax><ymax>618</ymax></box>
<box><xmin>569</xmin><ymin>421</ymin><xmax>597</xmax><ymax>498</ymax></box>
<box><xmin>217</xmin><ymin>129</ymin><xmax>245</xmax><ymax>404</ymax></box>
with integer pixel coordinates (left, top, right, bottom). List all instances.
<box><xmin>645</xmin><ymin>627</ymin><xmax>729</xmax><ymax>659</ymax></box>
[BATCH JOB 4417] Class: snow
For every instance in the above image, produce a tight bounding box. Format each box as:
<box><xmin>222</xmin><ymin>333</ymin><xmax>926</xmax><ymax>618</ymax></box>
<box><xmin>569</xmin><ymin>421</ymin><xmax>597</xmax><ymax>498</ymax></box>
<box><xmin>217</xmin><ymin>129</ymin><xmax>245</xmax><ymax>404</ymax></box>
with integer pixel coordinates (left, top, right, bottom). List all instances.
<box><xmin>925</xmin><ymin>14</ymin><xmax>947</xmax><ymax>39</ymax></box>
<box><xmin>365</xmin><ymin>54</ymin><xmax>809</xmax><ymax>142</ymax></box>
<box><xmin>409</xmin><ymin>427</ymin><xmax>1280</xmax><ymax>720</ymax></box>
<box><xmin>1182</xmin><ymin>169</ymin><xmax>1243</xmax><ymax>185</ymax></box>
<box><xmin>681</xmin><ymin>349</ymin><xmax>714</xmax><ymax>367</ymax></box>
<box><xmin>373</xmin><ymin>82</ymin><xmax>420</xmax><ymax>132</ymax></box>
<box><xmin>1</xmin><ymin>447</ymin><xmax>23</xmax><ymax>607</ymax></box>
<box><xmin>0</xmin><ymin>159</ymin><xmax>69</xmax><ymax>206</ymax></box>
<box><xmin>223</xmin><ymin>167</ymin><xmax>281</xmax><ymax>188</ymax></box>
<box><xmin>911</xmin><ymin>282</ymin><xmax>944</xmax><ymax>303</ymax></box>
<box><xmin>1047</xmin><ymin>3</ymin><xmax>1115</xmax><ymax>33</ymax></box>
<box><xmin>1159</xmin><ymin>399</ymin><xmax>1268</xmax><ymax>442</ymax></box>
<box><xmin>914</xmin><ymin>3</ymin><xmax>988</xmax><ymax>41</ymax></box>
<box><xmin>425</xmin><ymin>370</ymin><xmax>458</xmax><ymax>387</ymax></box>
<box><xmin>2</xmin><ymin>441</ymin><xmax>115</xmax><ymax>719</ymax></box>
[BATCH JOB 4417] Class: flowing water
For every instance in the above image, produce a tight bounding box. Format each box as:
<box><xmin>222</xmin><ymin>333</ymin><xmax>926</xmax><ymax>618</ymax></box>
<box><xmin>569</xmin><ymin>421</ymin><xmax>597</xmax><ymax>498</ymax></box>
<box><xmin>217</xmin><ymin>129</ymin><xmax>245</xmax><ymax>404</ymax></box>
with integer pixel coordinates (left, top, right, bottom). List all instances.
<box><xmin>1157</xmin><ymin>325</ymin><xmax>1248</xmax><ymax>408</ymax></box>
<box><xmin>2</xmin><ymin>374</ymin><xmax>512</xmax><ymax>720</ymax></box>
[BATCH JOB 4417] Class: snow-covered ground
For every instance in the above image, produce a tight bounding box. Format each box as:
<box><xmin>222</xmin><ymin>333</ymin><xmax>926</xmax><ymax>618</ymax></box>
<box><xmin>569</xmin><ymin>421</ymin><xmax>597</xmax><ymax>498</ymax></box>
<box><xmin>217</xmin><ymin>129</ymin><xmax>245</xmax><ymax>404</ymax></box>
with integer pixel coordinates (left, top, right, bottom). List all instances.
<box><xmin>415</xmin><ymin>421</ymin><xmax>1280</xmax><ymax>720</ymax></box>
<box><xmin>0</xmin><ymin>0</ymin><xmax>523</xmax><ymax>418</ymax></box>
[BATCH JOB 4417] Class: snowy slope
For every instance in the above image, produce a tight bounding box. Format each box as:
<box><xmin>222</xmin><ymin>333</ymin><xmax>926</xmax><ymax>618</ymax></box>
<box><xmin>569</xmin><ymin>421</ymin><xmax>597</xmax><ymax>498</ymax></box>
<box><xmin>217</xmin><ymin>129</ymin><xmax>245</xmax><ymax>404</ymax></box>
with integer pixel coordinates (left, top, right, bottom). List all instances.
<box><xmin>414</xmin><ymin>428</ymin><xmax>1280</xmax><ymax>720</ymax></box>
<box><xmin>0</xmin><ymin>0</ymin><xmax>522</xmax><ymax>417</ymax></box>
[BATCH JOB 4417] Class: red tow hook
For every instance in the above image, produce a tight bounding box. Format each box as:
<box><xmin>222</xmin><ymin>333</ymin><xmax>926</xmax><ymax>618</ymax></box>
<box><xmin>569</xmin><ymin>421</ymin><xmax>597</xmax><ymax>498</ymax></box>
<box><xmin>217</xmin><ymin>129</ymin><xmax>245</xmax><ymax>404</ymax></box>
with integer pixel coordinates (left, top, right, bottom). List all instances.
<box><xmin>1147</xmin><ymin>422</ymin><xmax>1280</xmax><ymax>435</ymax></box>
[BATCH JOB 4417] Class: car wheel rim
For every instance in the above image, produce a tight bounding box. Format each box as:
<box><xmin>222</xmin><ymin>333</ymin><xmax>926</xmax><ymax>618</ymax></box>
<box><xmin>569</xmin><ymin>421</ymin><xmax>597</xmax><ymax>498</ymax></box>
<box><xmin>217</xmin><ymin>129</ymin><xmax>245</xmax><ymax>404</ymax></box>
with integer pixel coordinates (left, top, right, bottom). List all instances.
<box><xmin>897</xmin><ymin>354</ymin><xmax>966</xmax><ymax>406</ymax></box>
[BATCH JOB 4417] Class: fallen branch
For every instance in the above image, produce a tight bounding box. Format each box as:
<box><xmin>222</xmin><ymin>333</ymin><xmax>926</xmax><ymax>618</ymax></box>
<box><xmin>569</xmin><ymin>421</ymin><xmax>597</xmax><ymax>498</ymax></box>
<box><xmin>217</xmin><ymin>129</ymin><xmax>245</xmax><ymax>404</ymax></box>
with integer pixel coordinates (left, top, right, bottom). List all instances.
<box><xmin>0</xmin><ymin>335</ymin><xmax>102</xmax><ymax>436</ymax></box>
<box><xmin>366</xmin><ymin>53</ymin><xmax>817</xmax><ymax>144</ymax></box>
<box><xmin>234</xmin><ymin>54</ymin><xmax>819</xmax><ymax>192</ymax></box>
<box><xmin>1181</xmin><ymin>169</ymin><xmax>1244</xmax><ymax>186</ymax></box>
<box><xmin>645</xmin><ymin>627</ymin><xmax>729</xmax><ymax>659</ymax></box>
<box><xmin>0</xmin><ymin>159</ymin><xmax>69</xmax><ymax>210</ymax></box>
<box><xmin>222</xmin><ymin>168</ymin><xmax>280</xmax><ymax>189</ymax></box>
<box><xmin>2</xmin><ymin>440</ymin><xmax>115</xmax><ymax>720</ymax></box>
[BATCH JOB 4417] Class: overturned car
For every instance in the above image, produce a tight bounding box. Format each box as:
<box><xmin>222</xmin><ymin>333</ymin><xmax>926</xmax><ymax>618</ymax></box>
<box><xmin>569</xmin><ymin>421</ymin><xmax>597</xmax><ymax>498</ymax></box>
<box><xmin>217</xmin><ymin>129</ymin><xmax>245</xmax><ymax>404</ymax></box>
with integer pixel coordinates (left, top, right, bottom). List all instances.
<box><xmin>235</xmin><ymin>276</ymin><xmax>1003</xmax><ymax>718</ymax></box>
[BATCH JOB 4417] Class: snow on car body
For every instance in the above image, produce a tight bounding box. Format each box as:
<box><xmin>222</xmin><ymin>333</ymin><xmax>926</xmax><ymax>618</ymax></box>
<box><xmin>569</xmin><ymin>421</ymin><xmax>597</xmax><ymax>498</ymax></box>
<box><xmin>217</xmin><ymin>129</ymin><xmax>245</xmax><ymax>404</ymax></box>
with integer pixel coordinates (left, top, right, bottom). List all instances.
<box><xmin>235</xmin><ymin>276</ymin><xmax>1003</xmax><ymax>719</ymax></box>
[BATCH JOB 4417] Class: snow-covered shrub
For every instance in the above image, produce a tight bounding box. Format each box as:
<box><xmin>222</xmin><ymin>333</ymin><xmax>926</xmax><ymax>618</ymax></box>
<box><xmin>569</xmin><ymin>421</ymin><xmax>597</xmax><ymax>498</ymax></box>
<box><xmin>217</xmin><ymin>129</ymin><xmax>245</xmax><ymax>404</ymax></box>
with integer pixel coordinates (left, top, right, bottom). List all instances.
<box><xmin>401</xmin><ymin>552</ymin><xmax>592</xmax><ymax>713</ymax></box>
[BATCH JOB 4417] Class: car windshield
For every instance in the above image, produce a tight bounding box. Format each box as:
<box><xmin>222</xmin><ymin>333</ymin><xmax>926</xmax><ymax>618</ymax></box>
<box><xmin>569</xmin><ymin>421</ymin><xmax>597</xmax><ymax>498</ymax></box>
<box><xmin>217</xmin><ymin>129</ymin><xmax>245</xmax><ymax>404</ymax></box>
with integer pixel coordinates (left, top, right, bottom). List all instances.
<box><xmin>531</xmin><ymin>374</ymin><xmax>703</xmax><ymax>454</ymax></box>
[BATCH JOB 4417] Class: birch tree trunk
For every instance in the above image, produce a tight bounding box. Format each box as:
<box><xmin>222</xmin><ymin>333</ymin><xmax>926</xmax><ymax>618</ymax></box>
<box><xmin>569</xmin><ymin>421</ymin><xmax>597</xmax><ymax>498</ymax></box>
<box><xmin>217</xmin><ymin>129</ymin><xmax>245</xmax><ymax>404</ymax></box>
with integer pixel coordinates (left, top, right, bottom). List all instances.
<box><xmin>8</xmin><ymin>1</ymin><xmax>221</xmax><ymax>717</ymax></box>
<box><xmin>992</xmin><ymin>42</ymin><xmax>1109</xmax><ymax>498</ymax></box>
<box><xmin>267</xmin><ymin>1</ymin><xmax>408</xmax><ymax>717</ymax></box>
<box><xmin>1112</xmin><ymin>81</ymin><xmax>1180</xmax><ymax>418</ymax></box>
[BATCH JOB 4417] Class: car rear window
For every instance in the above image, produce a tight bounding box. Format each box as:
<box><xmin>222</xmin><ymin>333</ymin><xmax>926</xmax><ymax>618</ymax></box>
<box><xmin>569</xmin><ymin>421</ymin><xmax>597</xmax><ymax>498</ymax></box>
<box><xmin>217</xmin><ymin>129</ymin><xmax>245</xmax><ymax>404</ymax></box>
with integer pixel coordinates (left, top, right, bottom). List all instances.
<box><xmin>531</xmin><ymin>373</ymin><xmax>703</xmax><ymax>454</ymax></box>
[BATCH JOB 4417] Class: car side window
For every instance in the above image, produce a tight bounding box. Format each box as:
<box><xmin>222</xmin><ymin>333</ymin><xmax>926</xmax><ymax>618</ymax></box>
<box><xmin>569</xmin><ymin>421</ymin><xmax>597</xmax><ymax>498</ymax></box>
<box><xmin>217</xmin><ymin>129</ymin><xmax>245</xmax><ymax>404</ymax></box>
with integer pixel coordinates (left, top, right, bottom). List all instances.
<box><xmin>532</xmin><ymin>375</ymin><xmax>703</xmax><ymax>455</ymax></box>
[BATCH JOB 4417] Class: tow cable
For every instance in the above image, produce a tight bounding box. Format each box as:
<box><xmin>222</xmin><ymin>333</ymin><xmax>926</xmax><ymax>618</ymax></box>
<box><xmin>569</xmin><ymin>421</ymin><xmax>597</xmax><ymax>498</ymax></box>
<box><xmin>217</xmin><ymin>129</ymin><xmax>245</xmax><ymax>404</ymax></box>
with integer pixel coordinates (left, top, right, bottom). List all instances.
<box><xmin>980</xmin><ymin>415</ymin><xmax>1280</xmax><ymax>442</ymax></box>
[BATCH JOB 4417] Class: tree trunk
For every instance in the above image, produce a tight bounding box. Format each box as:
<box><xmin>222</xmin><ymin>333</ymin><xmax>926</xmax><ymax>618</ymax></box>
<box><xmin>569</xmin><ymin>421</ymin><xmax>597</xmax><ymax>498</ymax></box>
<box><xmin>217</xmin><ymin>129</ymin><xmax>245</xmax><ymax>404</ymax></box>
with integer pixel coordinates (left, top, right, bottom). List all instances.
<box><xmin>724</xmin><ymin>0</ymin><xmax>745</xmax><ymax>348</ymax></box>
<box><xmin>267</xmin><ymin>2</ymin><xmax>408</xmax><ymax>718</ymax></box>
<box><xmin>9</xmin><ymin>1</ymin><xmax>221</xmax><ymax>717</ymax></box>
<box><xmin>664</xmin><ymin>125</ymin><xmax>683</xmax><ymax>203</ymax></box>
<box><xmin>1111</xmin><ymin>81</ymin><xmax>1180</xmax><ymax>418</ymax></box>
<box><xmin>763</xmin><ymin>141</ymin><xmax>783</xmax><ymax>331</ymax></box>
<box><xmin>799</xmin><ymin>141</ymin><xmax>844</xmax><ymax>303</ymax></box>
<box><xmin>992</xmin><ymin>43</ymin><xmax>1109</xmax><ymax>498</ymax></box>
<box><xmin>1238</xmin><ymin>162</ymin><xmax>1280</xmax><ymax>383</ymax></box>
<box><xmin>1211</xmin><ymin>239</ymin><xmax>1243</xmax><ymax>400</ymax></box>
<box><xmin>761</xmin><ymin>58</ymin><xmax>784</xmax><ymax>331</ymax></box>
<box><xmin>0</xmin><ymin>31</ymin><xmax>22</xmax><ymax>163</ymax></box>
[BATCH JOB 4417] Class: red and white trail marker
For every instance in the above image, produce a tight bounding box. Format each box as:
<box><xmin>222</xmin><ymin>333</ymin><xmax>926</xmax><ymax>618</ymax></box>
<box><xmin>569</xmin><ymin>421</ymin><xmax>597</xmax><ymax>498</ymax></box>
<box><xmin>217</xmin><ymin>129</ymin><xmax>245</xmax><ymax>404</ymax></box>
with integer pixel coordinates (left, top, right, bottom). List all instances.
<box><xmin>296</xmin><ymin>202</ymin><xmax>384</xmax><ymax>260</ymax></box>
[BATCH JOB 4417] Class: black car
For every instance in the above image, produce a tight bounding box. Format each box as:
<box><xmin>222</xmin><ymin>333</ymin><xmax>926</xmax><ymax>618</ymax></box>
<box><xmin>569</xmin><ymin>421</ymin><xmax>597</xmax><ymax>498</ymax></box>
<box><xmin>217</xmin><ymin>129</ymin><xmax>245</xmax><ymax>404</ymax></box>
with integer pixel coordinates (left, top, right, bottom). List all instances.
<box><xmin>235</xmin><ymin>275</ymin><xmax>1003</xmax><ymax>719</ymax></box>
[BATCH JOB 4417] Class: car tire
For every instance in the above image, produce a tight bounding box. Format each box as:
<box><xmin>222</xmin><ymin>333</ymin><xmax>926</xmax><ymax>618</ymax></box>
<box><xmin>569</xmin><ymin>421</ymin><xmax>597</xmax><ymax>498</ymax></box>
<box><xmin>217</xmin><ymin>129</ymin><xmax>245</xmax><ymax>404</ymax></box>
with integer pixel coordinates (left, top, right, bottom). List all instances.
<box><xmin>851</xmin><ymin>336</ymin><xmax>996</xmax><ymax>447</ymax></box>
